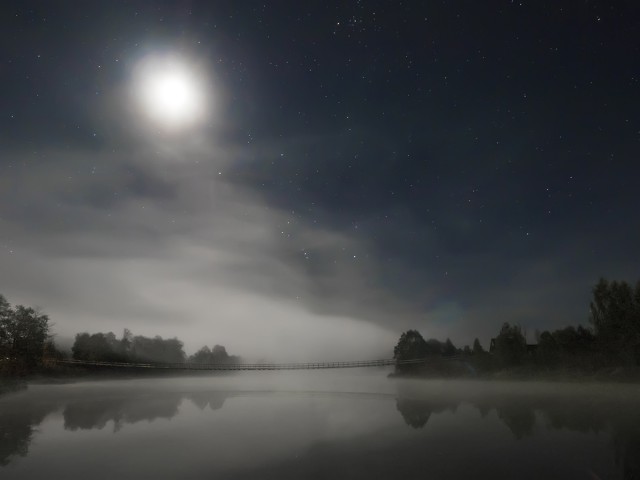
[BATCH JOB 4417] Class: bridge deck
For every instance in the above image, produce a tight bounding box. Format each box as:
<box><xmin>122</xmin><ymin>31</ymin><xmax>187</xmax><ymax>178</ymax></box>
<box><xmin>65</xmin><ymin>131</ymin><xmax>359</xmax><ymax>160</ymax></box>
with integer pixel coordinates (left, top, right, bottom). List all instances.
<box><xmin>53</xmin><ymin>357</ymin><xmax>445</xmax><ymax>371</ymax></box>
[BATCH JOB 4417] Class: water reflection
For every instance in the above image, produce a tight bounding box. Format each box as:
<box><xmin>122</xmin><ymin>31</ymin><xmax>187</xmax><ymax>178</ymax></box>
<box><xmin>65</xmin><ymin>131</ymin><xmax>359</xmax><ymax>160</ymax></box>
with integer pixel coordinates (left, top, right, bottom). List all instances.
<box><xmin>0</xmin><ymin>382</ymin><xmax>44</xmax><ymax>466</ymax></box>
<box><xmin>63</xmin><ymin>391</ymin><xmax>229</xmax><ymax>432</ymax></box>
<box><xmin>394</xmin><ymin>381</ymin><xmax>640</xmax><ymax>478</ymax></box>
<box><xmin>393</xmin><ymin>382</ymin><xmax>618</xmax><ymax>437</ymax></box>
<box><xmin>1</xmin><ymin>378</ymin><xmax>640</xmax><ymax>479</ymax></box>
<box><xmin>0</xmin><ymin>381</ymin><xmax>231</xmax><ymax>466</ymax></box>
<box><xmin>395</xmin><ymin>396</ymin><xmax>456</xmax><ymax>429</ymax></box>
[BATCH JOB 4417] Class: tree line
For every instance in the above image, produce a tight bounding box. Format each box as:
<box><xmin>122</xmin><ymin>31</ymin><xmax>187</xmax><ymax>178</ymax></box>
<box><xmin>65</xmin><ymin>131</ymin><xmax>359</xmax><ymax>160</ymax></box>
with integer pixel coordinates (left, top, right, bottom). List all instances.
<box><xmin>3</xmin><ymin>276</ymin><xmax>639</xmax><ymax>377</ymax></box>
<box><xmin>71</xmin><ymin>329</ymin><xmax>240</xmax><ymax>365</ymax></box>
<box><xmin>0</xmin><ymin>293</ymin><xmax>240</xmax><ymax>376</ymax></box>
<box><xmin>393</xmin><ymin>277</ymin><xmax>640</xmax><ymax>376</ymax></box>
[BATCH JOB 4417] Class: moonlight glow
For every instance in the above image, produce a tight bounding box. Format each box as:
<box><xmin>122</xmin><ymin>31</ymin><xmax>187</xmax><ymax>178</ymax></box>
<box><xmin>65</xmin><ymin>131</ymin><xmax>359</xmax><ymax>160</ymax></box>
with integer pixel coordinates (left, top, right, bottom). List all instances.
<box><xmin>133</xmin><ymin>54</ymin><xmax>209</xmax><ymax>130</ymax></box>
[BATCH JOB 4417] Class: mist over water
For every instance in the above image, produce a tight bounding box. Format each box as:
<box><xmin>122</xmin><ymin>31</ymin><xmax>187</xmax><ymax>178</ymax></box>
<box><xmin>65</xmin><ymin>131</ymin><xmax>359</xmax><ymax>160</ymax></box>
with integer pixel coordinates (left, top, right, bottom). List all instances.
<box><xmin>1</xmin><ymin>372</ymin><xmax>640</xmax><ymax>479</ymax></box>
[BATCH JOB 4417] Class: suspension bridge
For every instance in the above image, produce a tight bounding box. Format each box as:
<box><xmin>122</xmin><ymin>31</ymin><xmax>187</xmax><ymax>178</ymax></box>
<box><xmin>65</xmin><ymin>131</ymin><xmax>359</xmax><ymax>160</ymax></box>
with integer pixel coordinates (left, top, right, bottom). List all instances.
<box><xmin>53</xmin><ymin>356</ymin><xmax>456</xmax><ymax>371</ymax></box>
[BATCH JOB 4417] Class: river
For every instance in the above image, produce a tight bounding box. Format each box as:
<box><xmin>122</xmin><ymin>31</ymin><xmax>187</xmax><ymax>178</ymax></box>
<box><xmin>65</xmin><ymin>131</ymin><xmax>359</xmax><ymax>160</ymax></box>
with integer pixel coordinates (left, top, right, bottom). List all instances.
<box><xmin>1</xmin><ymin>370</ymin><xmax>639</xmax><ymax>479</ymax></box>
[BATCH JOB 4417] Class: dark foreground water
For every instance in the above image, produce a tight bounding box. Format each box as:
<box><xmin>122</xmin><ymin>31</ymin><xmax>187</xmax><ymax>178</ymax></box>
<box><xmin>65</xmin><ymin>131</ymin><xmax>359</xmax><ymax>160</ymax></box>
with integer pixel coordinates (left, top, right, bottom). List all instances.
<box><xmin>1</xmin><ymin>370</ymin><xmax>640</xmax><ymax>479</ymax></box>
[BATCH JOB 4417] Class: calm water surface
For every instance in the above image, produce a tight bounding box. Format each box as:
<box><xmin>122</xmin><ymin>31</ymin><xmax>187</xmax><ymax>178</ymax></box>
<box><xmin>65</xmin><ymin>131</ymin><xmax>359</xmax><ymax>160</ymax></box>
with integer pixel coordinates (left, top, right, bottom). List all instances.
<box><xmin>1</xmin><ymin>370</ymin><xmax>639</xmax><ymax>479</ymax></box>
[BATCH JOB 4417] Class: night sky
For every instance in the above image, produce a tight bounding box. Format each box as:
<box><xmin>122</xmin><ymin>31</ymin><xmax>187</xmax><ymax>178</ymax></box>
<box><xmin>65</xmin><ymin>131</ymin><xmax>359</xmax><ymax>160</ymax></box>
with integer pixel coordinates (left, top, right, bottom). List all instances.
<box><xmin>1</xmin><ymin>1</ymin><xmax>639</xmax><ymax>360</ymax></box>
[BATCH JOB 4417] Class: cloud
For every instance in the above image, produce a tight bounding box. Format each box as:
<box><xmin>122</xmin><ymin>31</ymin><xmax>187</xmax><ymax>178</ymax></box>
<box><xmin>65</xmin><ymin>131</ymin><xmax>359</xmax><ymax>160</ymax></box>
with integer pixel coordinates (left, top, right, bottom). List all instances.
<box><xmin>0</xmin><ymin>144</ymin><xmax>401</xmax><ymax>360</ymax></box>
<box><xmin>1</xmin><ymin>128</ymin><xmax>634</xmax><ymax>360</ymax></box>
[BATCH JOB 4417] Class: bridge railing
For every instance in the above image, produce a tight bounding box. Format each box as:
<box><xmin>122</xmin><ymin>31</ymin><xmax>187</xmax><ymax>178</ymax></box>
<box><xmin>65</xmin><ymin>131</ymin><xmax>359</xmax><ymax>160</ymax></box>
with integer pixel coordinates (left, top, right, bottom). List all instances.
<box><xmin>52</xmin><ymin>355</ymin><xmax>463</xmax><ymax>371</ymax></box>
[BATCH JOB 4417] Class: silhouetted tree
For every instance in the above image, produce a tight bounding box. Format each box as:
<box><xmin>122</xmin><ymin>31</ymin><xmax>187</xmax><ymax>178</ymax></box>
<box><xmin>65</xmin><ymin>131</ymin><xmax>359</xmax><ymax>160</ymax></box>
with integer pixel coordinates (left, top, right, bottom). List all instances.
<box><xmin>494</xmin><ymin>322</ymin><xmax>527</xmax><ymax>367</ymax></box>
<box><xmin>120</xmin><ymin>328</ymin><xmax>133</xmax><ymax>359</ymax></box>
<box><xmin>0</xmin><ymin>295</ymin><xmax>12</xmax><ymax>361</ymax></box>
<box><xmin>190</xmin><ymin>345</ymin><xmax>212</xmax><ymax>364</ymax></box>
<box><xmin>393</xmin><ymin>330</ymin><xmax>427</xmax><ymax>361</ymax></box>
<box><xmin>0</xmin><ymin>295</ymin><xmax>50</xmax><ymax>372</ymax></box>
<box><xmin>131</xmin><ymin>335</ymin><xmax>185</xmax><ymax>364</ymax></box>
<box><xmin>472</xmin><ymin>338</ymin><xmax>485</xmax><ymax>354</ymax></box>
<box><xmin>535</xmin><ymin>330</ymin><xmax>559</xmax><ymax>368</ymax></box>
<box><xmin>189</xmin><ymin>344</ymin><xmax>239</xmax><ymax>364</ymax></box>
<box><xmin>425</xmin><ymin>338</ymin><xmax>443</xmax><ymax>355</ymax></box>
<box><xmin>72</xmin><ymin>332</ymin><xmax>127</xmax><ymax>362</ymax></box>
<box><xmin>590</xmin><ymin>278</ymin><xmax>640</xmax><ymax>364</ymax></box>
<box><xmin>443</xmin><ymin>338</ymin><xmax>456</xmax><ymax>356</ymax></box>
<box><xmin>72</xmin><ymin>330</ymin><xmax>186</xmax><ymax>364</ymax></box>
<box><xmin>0</xmin><ymin>294</ymin><xmax>13</xmax><ymax>357</ymax></box>
<box><xmin>43</xmin><ymin>339</ymin><xmax>66</xmax><ymax>362</ymax></box>
<box><xmin>393</xmin><ymin>330</ymin><xmax>429</xmax><ymax>373</ymax></box>
<box><xmin>552</xmin><ymin>325</ymin><xmax>595</xmax><ymax>356</ymax></box>
<box><xmin>211</xmin><ymin>345</ymin><xmax>228</xmax><ymax>360</ymax></box>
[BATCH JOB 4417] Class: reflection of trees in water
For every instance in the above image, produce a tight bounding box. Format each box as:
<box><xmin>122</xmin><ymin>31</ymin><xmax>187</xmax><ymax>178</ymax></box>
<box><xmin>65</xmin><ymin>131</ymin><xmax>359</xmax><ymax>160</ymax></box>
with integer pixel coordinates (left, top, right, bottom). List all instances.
<box><xmin>1</xmin><ymin>412</ymin><xmax>35</xmax><ymax>466</ymax></box>
<box><xmin>63</xmin><ymin>391</ymin><xmax>230</xmax><ymax>431</ymax></box>
<box><xmin>469</xmin><ymin>397</ymin><xmax>537</xmax><ymax>439</ymax></box>
<box><xmin>395</xmin><ymin>398</ymin><xmax>432</xmax><ymax>428</ymax></box>
<box><xmin>394</xmin><ymin>386</ymin><xmax>640</xmax><ymax>479</ymax></box>
<box><xmin>395</xmin><ymin>395</ymin><xmax>535</xmax><ymax>441</ymax></box>
<box><xmin>0</xmin><ymin>381</ymin><xmax>26</xmax><ymax>397</ymax></box>
<box><xmin>395</xmin><ymin>396</ymin><xmax>459</xmax><ymax>429</ymax></box>
<box><xmin>614</xmin><ymin>428</ymin><xmax>640</xmax><ymax>480</ymax></box>
<box><xmin>541</xmin><ymin>398</ymin><xmax>606</xmax><ymax>434</ymax></box>
<box><xmin>0</xmin><ymin>408</ymin><xmax>52</xmax><ymax>466</ymax></box>
<box><xmin>64</xmin><ymin>396</ymin><xmax>182</xmax><ymax>432</ymax></box>
<box><xmin>0</xmin><ymin>383</ymin><xmax>51</xmax><ymax>466</ymax></box>
<box><xmin>0</xmin><ymin>387</ymin><xmax>229</xmax><ymax>465</ymax></box>
<box><xmin>186</xmin><ymin>392</ymin><xmax>227</xmax><ymax>411</ymax></box>
<box><xmin>495</xmin><ymin>404</ymin><xmax>535</xmax><ymax>439</ymax></box>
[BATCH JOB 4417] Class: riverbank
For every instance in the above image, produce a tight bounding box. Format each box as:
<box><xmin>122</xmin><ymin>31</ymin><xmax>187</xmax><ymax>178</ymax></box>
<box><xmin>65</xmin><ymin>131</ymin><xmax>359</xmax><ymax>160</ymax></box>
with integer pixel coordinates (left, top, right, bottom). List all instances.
<box><xmin>0</xmin><ymin>362</ymin><xmax>242</xmax><ymax>386</ymax></box>
<box><xmin>391</xmin><ymin>364</ymin><xmax>640</xmax><ymax>383</ymax></box>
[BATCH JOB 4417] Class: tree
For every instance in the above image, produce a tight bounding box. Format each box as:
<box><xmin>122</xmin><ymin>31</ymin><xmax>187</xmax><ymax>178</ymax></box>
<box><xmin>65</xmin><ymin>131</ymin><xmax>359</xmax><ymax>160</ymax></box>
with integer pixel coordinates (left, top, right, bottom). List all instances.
<box><xmin>211</xmin><ymin>345</ymin><xmax>229</xmax><ymax>361</ymax></box>
<box><xmin>425</xmin><ymin>338</ymin><xmax>443</xmax><ymax>355</ymax></box>
<box><xmin>393</xmin><ymin>330</ymin><xmax>429</xmax><ymax>374</ymax></box>
<box><xmin>0</xmin><ymin>295</ymin><xmax>12</xmax><ymax>360</ymax></box>
<box><xmin>190</xmin><ymin>346</ymin><xmax>212</xmax><ymax>364</ymax></box>
<box><xmin>71</xmin><ymin>329</ymin><xmax>188</xmax><ymax>364</ymax></box>
<box><xmin>120</xmin><ymin>329</ymin><xmax>133</xmax><ymax>359</ymax></box>
<box><xmin>11</xmin><ymin>307</ymin><xmax>50</xmax><ymax>368</ymax></box>
<box><xmin>393</xmin><ymin>330</ymin><xmax>428</xmax><ymax>361</ymax></box>
<box><xmin>72</xmin><ymin>332</ymin><xmax>126</xmax><ymax>362</ymax></box>
<box><xmin>494</xmin><ymin>322</ymin><xmax>527</xmax><ymax>367</ymax></box>
<box><xmin>552</xmin><ymin>326</ymin><xmax>594</xmax><ymax>356</ymax></box>
<box><xmin>43</xmin><ymin>339</ymin><xmax>66</xmax><ymax>362</ymax></box>
<box><xmin>589</xmin><ymin>278</ymin><xmax>640</xmax><ymax>363</ymax></box>
<box><xmin>536</xmin><ymin>330</ymin><xmax>559</xmax><ymax>368</ymax></box>
<box><xmin>472</xmin><ymin>338</ymin><xmax>485</xmax><ymax>354</ymax></box>
<box><xmin>0</xmin><ymin>296</ymin><xmax>50</xmax><ymax>371</ymax></box>
<box><xmin>189</xmin><ymin>344</ymin><xmax>238</xmax><ymax>364</ymax></box>
<box><xmin>443</xmin><ymin>338</ymin><xmax>456</xmax><ymax>356</ymax></box>
<box><xmin>131</xmin><ymin>335</ymin><xmax>185</xmax><ymax>364</ymax></box>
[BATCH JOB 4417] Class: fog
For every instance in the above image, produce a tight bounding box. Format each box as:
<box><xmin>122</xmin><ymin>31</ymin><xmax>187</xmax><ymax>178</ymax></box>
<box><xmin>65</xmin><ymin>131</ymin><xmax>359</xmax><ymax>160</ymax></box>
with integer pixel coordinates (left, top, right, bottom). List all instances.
<box><xmin>0</xmin><ymin>146</ymin><xmax>400</xmax><ymax>361</ymax></box>
<box><xmin>2</xmin><ymin>373</ymin><xmax>640</xmax><ymax>479</ymax></box>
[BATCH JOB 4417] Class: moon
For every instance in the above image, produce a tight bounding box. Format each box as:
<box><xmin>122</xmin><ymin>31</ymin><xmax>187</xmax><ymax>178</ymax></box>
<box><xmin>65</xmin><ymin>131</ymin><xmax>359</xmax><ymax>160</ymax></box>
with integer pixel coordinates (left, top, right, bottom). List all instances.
<box><xmin>132</xmin><ymin>54</ymin><xmax>209</xmax><ymax>131</ymax></box>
